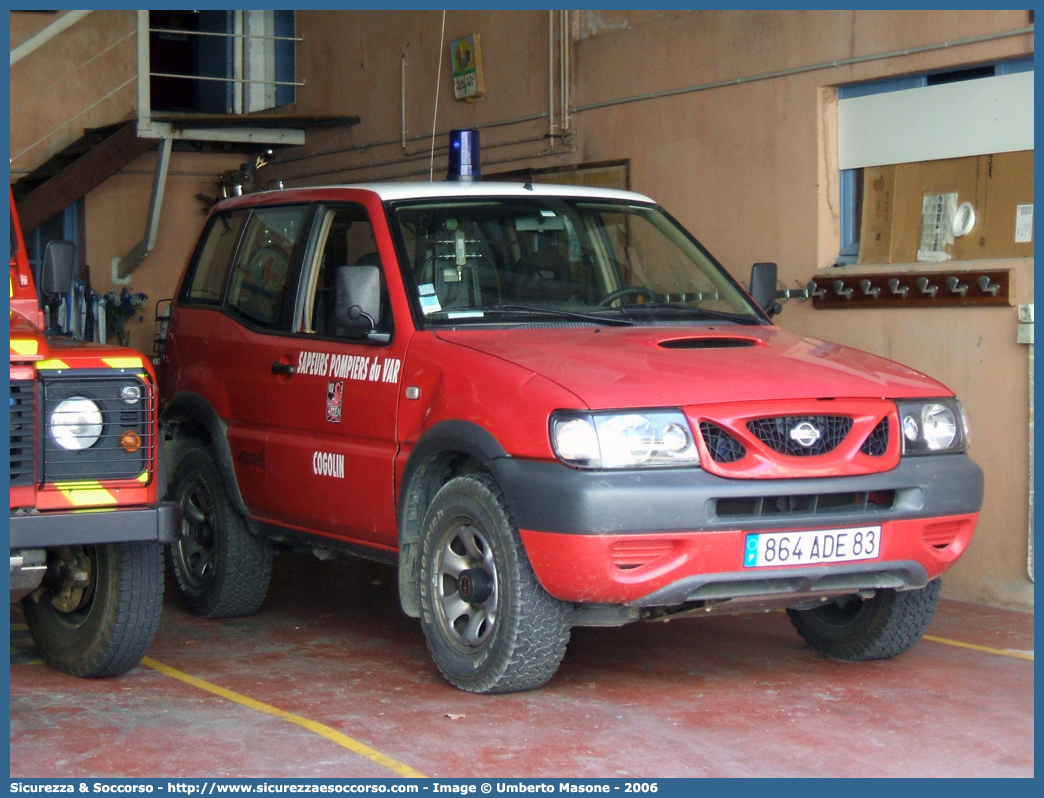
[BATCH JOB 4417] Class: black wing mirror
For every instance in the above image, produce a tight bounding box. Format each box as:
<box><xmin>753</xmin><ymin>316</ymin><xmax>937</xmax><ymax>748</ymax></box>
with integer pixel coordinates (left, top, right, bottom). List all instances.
<box><xmin>41</xmin><ymin>240</ymin><xmax>76</xmax><ymax>297</ymax></box>
<box><xmin>335</xmin><ymin>265</ymin><xmax>383</xmax><ymax>340</ymax></box>
<box><xmin>750</xmin><ymin>262</ymin><xmax>782</xmax><ymax>318</ymax></box>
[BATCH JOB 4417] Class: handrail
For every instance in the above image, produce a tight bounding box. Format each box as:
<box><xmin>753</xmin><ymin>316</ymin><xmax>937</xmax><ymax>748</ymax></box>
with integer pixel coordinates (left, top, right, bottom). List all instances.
<box><xmin>10</xmin><ymin>28</ymin><xmax>136</xmax><ymax>117</ymax></box>
<box><xmin>11</xmin><ymin>75</ymin><xmax>137</xmax><ymax>163</ymax></box>
<box><xmin>149</xmin><ymin>26</ymin><xmax>302</xmax><ymax>43</ymax></box>
<box><xmin>149</xmin><ymin>71</ymin><xmax>304</xmax><ymax>88</ymax></box>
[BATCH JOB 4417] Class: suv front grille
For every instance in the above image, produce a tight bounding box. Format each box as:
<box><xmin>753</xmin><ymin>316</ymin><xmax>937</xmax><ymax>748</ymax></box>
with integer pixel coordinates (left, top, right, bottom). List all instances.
<box><xmin>859</xmin><ymin>417</ymin><xmax>890</xmax><ymax>457</ymax></box>
<box><xmin>10</xmin><ymin>380</ymin><xmax>35</xmax><ymax>486</ymax></box>
<box><xmin>699</xmin><ymin>422</ymin><xmax>747</xmax><ymax>463</ymax></box>
<box><xmin>747</xmin><ymin>415</ymin><xmax>853</xmax><ymax>457</ymax></box>
<box><xmin>41</xmin><ymin>374</ymin><xmax>154</xmax><ymax>483</ymax></box>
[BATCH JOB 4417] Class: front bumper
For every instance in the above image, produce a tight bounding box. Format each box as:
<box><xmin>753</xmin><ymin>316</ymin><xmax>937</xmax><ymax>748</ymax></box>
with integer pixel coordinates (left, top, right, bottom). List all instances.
<box><xmin>10</xmin><ymin>502</ymin><xmax>182</xmax><ymax>549</ymax></box>
<box><xmin>491</xmin><ymin>454</ymin><xmax>982</xmax><ymax>605</ymax></box>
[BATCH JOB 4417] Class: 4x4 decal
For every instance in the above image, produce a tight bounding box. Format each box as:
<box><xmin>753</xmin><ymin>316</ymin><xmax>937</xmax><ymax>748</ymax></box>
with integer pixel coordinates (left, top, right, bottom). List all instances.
<box><xmin>237</xmin><ymin>450</ymin><xmax>266</xmax><ymax>468</ymax></box>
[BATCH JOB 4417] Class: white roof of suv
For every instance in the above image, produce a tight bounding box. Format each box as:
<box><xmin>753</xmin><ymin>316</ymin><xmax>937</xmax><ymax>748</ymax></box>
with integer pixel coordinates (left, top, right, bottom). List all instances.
<box><xmin>272</xmin><ymin>182</ymin><xmax>656</xmax><ymax>204</ymax></box>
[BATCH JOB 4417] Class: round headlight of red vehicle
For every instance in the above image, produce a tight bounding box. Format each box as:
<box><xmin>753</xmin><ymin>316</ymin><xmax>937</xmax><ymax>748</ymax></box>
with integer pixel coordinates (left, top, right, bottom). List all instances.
<box><xmin>50</xmin><ymin>396</ymin><xmax>103</xmax><ymax>451</ymax></box>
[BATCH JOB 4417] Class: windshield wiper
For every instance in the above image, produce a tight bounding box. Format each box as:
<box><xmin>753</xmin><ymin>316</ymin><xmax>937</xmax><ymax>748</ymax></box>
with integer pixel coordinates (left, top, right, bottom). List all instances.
<box><xmin>484</xmin><ymin>304</ymin><xmax>634</xmax><ymax>326</ymax></box>
<box><xmin>606</xmin><ymin>302</ymin><xmax>764</xmax><ymax>325</ymax></box>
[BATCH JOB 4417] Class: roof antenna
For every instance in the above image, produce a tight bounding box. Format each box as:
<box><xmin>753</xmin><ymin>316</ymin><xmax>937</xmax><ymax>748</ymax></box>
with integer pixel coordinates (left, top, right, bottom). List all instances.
<box><xmin>429</xmin><ymin>10</ymin><xmax>447</xmax><ymax>182</ymax></box>
<box><xmin>523</xmin><ymin>174</ymin><xmax>533</xmax><ymax>191</ymax></box>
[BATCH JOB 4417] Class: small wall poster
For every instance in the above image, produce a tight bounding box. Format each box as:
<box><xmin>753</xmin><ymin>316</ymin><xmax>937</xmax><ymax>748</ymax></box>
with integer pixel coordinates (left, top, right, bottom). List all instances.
<box><xmin>451</xmin><ymin>34</ymin><xmax>485</xmax><ymax>100</ymax></box>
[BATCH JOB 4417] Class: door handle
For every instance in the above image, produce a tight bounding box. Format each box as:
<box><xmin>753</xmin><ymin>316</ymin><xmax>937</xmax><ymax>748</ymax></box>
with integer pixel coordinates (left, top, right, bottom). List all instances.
<box><xmin>271</xmin><ymin>361</ymin><xmax>296</xmax><ymax>377</ymax></box>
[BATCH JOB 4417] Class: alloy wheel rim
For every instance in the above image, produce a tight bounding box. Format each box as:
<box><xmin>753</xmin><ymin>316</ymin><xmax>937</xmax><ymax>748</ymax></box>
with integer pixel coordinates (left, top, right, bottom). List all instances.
<box><xmin>434</xmin><ymin>522</ymin><xmax>499</xmax><ymax>649</ymax></box>
<box><xmin>178</xmin><ymin>477</ymin><xmax>218</xmax><ymax>589</ymax></box>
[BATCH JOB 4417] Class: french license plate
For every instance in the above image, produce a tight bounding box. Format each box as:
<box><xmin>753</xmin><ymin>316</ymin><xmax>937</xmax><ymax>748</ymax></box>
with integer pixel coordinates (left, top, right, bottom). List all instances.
<box><xmin>743</xmin><ymin>526</ymin><xmax>882</xmax><ymax>568</ymax></box>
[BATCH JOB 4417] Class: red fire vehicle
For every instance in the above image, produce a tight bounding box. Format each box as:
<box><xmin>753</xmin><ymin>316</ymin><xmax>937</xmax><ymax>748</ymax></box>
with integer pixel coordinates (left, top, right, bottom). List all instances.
<box><xmin>158</xmin><ymin>132</ymin><xmax>982</xmax><ymax>693</ymax></box>
<box><xmin>10</xmin><ymin>191</ymin><xmax>179</xmax><ymax>677</ymax></box>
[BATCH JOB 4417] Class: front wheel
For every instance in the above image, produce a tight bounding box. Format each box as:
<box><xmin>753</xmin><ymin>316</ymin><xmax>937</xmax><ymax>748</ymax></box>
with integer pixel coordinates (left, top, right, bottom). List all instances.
<box><xmin>419</xmin><ymin>474</ymin><xmax>572</xmax><ymax>693</ymax></box>
<box><xmin>787</xmin><ymin>579</ymin><xmax>941</xmax><ymax>661</ymax></box>
<box><xmin>23</xmin><ymin>542</ymin><xmax>164</xmax><ymax>678</ymax></box>
<box><xmin>170</xmin><ymin>447</ymin><xmax>273</xmax><ymax>618</ymax></box>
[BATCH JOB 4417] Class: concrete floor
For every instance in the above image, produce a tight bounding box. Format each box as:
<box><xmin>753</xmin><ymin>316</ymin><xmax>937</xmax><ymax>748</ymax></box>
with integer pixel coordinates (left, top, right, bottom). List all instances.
<box><xmin>10</xmin><ymin>551</ymin><xmax>1034</xmax><ymax>778</ymax></box>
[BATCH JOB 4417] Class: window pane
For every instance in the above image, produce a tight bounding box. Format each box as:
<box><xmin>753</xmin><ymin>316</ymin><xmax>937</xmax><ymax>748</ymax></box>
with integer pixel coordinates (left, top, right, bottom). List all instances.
<box><xmin>187</xmin><ymin>209</ymin><xmax>247</xmax><ymax>304</ymax></box>
<box><xmin>226</xmin><ymin>206</ymin><xmax>305</xmax><ymax>327</ymax></box>
<box><xmin>391</xmin><ymin>198</ymin><xmax>760</xmax><ymax>324</ymax></box>
<box><xmin>300</xmin><ymin>205</ymin><xmax>391</xmax><ymax>337</ymax></box>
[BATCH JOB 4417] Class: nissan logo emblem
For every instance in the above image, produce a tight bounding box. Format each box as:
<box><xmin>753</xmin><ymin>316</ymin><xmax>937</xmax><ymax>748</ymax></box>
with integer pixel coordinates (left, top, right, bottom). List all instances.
<box><xmin>789</xmin><ymin>421</ymin><xmax>821</xmax><ymax>448</ymax></box>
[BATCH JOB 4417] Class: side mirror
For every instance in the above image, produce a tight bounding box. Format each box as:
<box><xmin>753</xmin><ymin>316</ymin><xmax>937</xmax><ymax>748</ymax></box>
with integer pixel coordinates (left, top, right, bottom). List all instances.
<box><xmin>335</xmin><ymin>265</ymin><xmax>381</xmax><ymax>338</ymax></box>
<box><xmin>41</xmin><ymin>240</ymin><xmax>76</xmax><ymax>296</ymax></box>
<box><xmin>750</xmin><ymin>261</ymin><xmax>782</xmax><ymax>318</ymax></box>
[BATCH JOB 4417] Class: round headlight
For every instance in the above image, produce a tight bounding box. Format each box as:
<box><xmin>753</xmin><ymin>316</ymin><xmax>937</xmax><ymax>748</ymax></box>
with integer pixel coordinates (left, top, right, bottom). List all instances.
<box><xmin>119</xmin><ymin>385</ymin><xmax>141</xmax><ymax>404</ymax></box>
<box><xmin>662</xmin><ymin>423</ymin><xmax>691</xmax><ymax>453</ymax></box>
<box><xmin>922</xmin><ymin>403</ymin><xmax>957</xmax><ymax>450</ymax></box>
<box><xmin>50</xmin><ymin>396</ymin><xmax>103</xmax><ymax>451</ymax></box>
<box><xmin>902</xmin><ymin>414</ymin><xmax>920</xmax><ymax>443</ymax></box>
<box><xmin>553</xmin><ymin>417</ymin><xmax>600</xmax><ymax>464</ymax></box>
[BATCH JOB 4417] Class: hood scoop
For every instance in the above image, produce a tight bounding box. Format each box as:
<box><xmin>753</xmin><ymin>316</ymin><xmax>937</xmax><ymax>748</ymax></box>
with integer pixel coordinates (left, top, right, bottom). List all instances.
<box><xmin>658</xmin><ymin>337</ymin><xmax>757</xmax><ymax>350</ymax></box>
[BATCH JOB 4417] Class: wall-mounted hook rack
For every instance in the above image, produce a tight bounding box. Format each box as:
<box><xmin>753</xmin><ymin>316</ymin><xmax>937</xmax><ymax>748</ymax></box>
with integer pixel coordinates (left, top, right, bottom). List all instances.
<box><xmin>810</xmin><ymin>270</ymin><xmax>1012</xmax><ymax>309</ymax></box>
<box><xmin>978</xmin><ymin>275</ymin><xmax>1001</xmax><ymax>296</ymax></box>
<box><xmin>916</xmin><ymin>277</ymin><xmax>938</xmax><ymax>298</ymax></box>
<box><xmin>773</xmin><ymin>280</ymin><xmax>812</xmax><ymax>302</ymax></box>
<box><xmin>946</xmin><ymin>276</ymin><xmax>969</xmax><ymax>296</ymax></box>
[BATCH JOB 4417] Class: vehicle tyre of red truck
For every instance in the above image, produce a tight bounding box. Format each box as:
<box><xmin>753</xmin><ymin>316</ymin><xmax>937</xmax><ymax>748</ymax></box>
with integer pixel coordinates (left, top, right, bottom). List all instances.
<box><xmin>418</xmin><ymin>474</ymin><xmax>572</xmax><ymax>693</ymax></box>
<box><xmin>169</xmin><ymin>447</ymin><xmax>273</xmax><ymax>618</ymax></box>
<box><xmin>787</xmin><ymin>578</ymin><xmax>942</xmax><ymax>661</ymax></box>
<box><xmin>23</xmin><ymin>541</ymin><xmax>164</xmax><ymax>678</ymax></box>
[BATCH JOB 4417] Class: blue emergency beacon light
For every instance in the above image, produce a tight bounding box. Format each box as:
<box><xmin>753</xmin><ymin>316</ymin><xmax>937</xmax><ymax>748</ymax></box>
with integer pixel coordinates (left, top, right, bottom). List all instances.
<box><xmin>447</xmin><ymin>129</ymin><xmax>480</xmax><ymax>182</ymax></box>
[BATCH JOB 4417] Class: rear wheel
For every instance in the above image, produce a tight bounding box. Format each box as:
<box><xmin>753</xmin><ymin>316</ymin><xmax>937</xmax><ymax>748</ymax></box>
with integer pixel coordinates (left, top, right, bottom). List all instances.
<box><xmin>23</xmin><ymin>542</ymin><xmax>164</xmax><ymax>678</ymax></box>
<box><xmin>170</xmin><ymin>447</ymin><xmax>273</xmax><ymax>618</ymax></box>
<box><xmin>787</xmin><ymin>579</ymin><xmax>941</xmax><ymax>661</ymax></box>
<box><xmin>419</xmin><ymin>474</ymin><xmax>571</xmax><ymax>693</ymax></box>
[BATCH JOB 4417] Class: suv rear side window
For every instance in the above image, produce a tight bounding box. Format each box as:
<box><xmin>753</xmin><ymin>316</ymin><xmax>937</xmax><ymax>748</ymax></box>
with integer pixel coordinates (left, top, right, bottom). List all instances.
<box><xmin>226</xmin><ymin>206</ymin><xmax>307</xmax><ymax>327</ymax></box>
<box><xmin>186</xmin><ymin>210</ymin><xmax>248</xmax><ymax>304</ymax></box>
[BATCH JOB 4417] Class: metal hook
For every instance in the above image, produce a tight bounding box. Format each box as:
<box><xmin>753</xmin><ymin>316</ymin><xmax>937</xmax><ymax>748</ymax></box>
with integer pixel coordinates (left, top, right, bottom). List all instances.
<box><xmin>946</xmin><ymin>276</ymin><xmax>968</xmax><ymax>297</ymax></box>
<box><xmin>916</xmin><ymin>277</ymin><xmax>938</xmax><ymax>298</ymax></box>
<box><xmin>859</xmin><ymin>279</ymin><xmax>880</xmax><ymax>299</ymax></box>
<box><xmin>833</xmin><ymin>280</ymin><xmax>853</xmax><ymax>300</ymax></box>
<box><xmin>775</xmin><ymin>280</ymin><xmax>812</xmax><ymax>301</ymax></box>
<box><xmin>807</xmin><ymin>281</ymin><xmax>826</xmax><ymax>299</ymax></box>
<box><xmin>887</xmin><ymin>278</ymin><xmax>909</xmax><ymax>298</ymax></box>
<box><xmin>978</xmin><ymin>275</ymin><xmax>1000</xmax><ymax>296</ymax></box>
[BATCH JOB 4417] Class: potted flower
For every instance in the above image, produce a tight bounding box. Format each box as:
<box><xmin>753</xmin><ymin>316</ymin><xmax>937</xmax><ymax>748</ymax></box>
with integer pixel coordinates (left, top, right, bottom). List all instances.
<box><xmin>104</xmin><ymin>287</ymin><xmax>148</xmax><ymax>347</ymax></box>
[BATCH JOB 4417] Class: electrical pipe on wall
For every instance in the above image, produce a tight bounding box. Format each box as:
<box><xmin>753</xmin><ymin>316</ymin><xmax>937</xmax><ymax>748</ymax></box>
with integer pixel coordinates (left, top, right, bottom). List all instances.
<box><xmin>560</xmin><ymin>10</ymin><xmax>570</xmax><ymax>133</ymax></box>
<box><xmin>1019</xmin><ymin>304</ymin><xmax>1034</xmax><ymax>582</ymax></box>
<box><xmin>548</xmin><ymin>11</ymin><xmax>555</xmax><ymax>148</ymax></box>
<box><xmin>401</xmin><ymin>43</ymin><xmax>409</xmax><ymax>151</ymax></box>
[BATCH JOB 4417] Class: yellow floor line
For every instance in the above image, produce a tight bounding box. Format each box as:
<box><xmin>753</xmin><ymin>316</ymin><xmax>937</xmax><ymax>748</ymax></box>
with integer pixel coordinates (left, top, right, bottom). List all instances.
<box><xmin>141</xmin><ymin>657</ymin><xmax>426</xmax><ymax>778</ymax></box>
<box><xmin>923</xmin><ymin>635</ymin><xmax>1034</xmax><ymax>661</ymax></box>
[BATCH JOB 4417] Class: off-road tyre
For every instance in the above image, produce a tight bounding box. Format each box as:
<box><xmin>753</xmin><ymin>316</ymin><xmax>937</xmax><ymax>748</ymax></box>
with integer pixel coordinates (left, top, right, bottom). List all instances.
<box><xmin>419</xmin><ymin>474</ymin><xmax>572</xmax><ymax>693</ymax></box>
<box><xmin>787</xmin><ymin>579</ymin><xmax>942</xmax><ymax>661</ymax></box>
<box><xmin>170</xmin><ymin>447</ymin><xmax>273</xmax><ymax>618</ymax></box>
<box><xmin>23</xmin><ymin>542</ymin><xmax>164</xmax><ymax>678</ymax></box>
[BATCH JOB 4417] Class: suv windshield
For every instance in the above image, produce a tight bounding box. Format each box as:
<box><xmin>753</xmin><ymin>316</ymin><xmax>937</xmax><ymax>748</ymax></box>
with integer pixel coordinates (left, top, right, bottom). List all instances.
<box><xmin>389</xmin><ymin>197</ymin><xmax>763</xmax><ymax>326</ymax></box>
